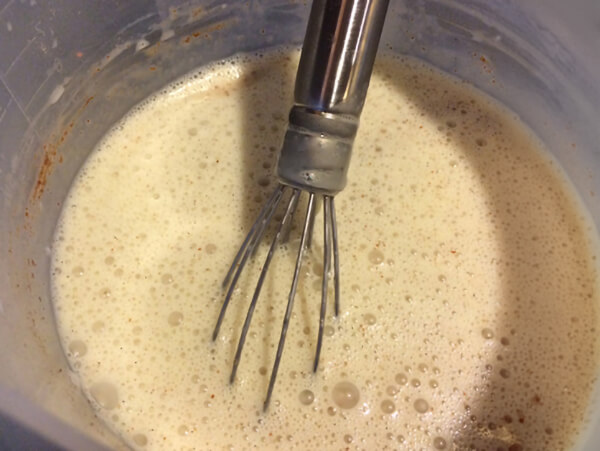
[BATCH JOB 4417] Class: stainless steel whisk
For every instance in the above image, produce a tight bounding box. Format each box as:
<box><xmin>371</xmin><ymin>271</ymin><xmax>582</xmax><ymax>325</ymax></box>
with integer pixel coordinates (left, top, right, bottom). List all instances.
<box><xmin>213</xmin><ymin>0</ymin><xmax>389</xmax><ymax>410</ymax></box>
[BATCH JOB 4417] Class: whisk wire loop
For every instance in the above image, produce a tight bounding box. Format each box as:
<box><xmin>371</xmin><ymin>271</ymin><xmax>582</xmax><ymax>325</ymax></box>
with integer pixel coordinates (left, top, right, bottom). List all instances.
<box><xmin>221</xmin><ymin>186</ymin><xmax>285</xmax><ymax>290</ymax></box>
<box><xmin>229</xmin><ymin>187</ymin><xmax>301</xmax><ymax>384</ymax></box>
<box><xmin>263</xmin><ymin>192</ymin><xmax>316</xmax><ymax>410</ymax></box>
<box><xmin>215</xmin><ymin>185</ymin><xmax>343</xmax><ymax>410</ymax></box>
<box><xmin>313</xmin><ymin>196</ymin><xmax>332</xmax><ymax>372</ymax></box>
<box><xmin>213</xmin><ymin>186</ymin><xmax>285</xmax><ymax>341</ymax></box>
<box><xmin>330</xmin><ymin>198</ymin><xmax>340</xmax><ymax>317</ymax></box>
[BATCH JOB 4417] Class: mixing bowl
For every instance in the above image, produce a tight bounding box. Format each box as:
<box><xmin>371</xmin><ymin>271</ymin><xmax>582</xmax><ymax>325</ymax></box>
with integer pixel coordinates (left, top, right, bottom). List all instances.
<box><xmin>0</xmin><ymin>0</ymin><xmax>598</xmax><ymax>449</ymax></box>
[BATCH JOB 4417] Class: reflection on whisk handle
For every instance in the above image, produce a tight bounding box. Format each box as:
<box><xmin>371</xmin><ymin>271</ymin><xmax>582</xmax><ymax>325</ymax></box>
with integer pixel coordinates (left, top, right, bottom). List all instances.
<box><xmin>277</xmin><ymin>0</ymin><xmax>390</xmax><ymax>195</ymax></box>
<box><xmin>295</xmin><ymin>0</ymin><xmax>390</xmax><ymax>116</ymax></box>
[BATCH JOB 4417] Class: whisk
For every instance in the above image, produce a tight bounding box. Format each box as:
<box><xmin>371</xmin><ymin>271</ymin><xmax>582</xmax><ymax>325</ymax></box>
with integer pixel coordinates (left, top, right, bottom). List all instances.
<box><xmin>213</xmin><ymin>0</ymin><xmax>390</xmax><ymax>410</ymax></box>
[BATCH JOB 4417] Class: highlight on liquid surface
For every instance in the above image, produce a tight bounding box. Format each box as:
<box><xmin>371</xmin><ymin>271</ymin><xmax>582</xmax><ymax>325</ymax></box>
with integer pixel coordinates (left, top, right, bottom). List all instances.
<box><xmin>51</xmin><ymin>49</ymin><xmax>600</xmax><ymax>450</ymax></box>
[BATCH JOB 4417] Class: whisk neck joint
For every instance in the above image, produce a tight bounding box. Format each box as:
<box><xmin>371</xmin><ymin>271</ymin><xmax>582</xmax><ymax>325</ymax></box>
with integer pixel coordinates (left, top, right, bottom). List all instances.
<box><xmin>276</xmin><ymin>106</ymin><xmax>357</xmax><ymax>195</ymax></box>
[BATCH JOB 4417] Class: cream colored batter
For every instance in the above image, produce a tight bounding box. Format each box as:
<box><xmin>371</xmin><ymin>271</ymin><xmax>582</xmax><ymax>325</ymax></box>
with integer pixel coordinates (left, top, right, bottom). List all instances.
<box><xmin>51</xmin><ymin>49</ymin><xmax>600</xmax><ymax>450</ymax></box>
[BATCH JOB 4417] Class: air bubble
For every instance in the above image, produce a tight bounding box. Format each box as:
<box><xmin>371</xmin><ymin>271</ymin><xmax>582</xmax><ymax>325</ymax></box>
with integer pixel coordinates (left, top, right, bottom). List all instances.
<box><xmin>414</xmin><ymin>398</ymin><xmax>429</xmax><ymax>413</ymax></box>
<box><xmin>395</xmin><ymin>373</ymin><xmax>408</xmax><ymax>385</ymax></box>
<box><xmin>161</xmin><ymin>273</ymin><xmax>174</xmax><ymax>284</ymax></box>
<box><xmin>68</xmin><ymin>340</ymin><xmax>87</xmax><ymax>358</ymax></box>
<box><xmin>72</xmin><ymin>266</ymin><xmax>84</xmax><ymax>277</ymax></box>
<box><xmin>368</xmin><ymin>249</ymin><xmax>384</xmax><ymax>265</ymax></box>
<box><xmin>133</xmin><ymin>433</ymin><xmax>148</xmax><ymax>446</ymax></box>
<box><xmin>363</xmin><ymin>313</ymin><xmax>376</xmax><ymax>325</ymax></box>
<box><xmin>90</xmin><ymin>381</ymin><xmax>119</xmax><ymax>410</ymax></box>
<box><xmin>168</xmin><ymin>311</ymin><xmax>183</xmax><ymax>326</ymax></box>
<box><xmin>433</xmin><ymin>436</ymin><xmax>447</xmax><ymax>449</ymax></box>
<box><xmin>386</xmin><ymin>385</ymin><xmax>398</xmax><ymax>396</ymax></box>
<box><xmin>481</xmin><ymin>328</ymin><xmax>494</xmax><ymax>339</ymax></box>
<box><xmin>299</xmin><ymin>390</ymin><xmax>314</xmax><ymax>405</ymax></box>
<box><xmin>332</xmin><ymin>381</ymin><xmax>360</xmax><ymax>409</ymax></box>
<box><xmin>381</xmin><ymin>399</ymin><xmax>396</xmax><ymax>414</ymax></box>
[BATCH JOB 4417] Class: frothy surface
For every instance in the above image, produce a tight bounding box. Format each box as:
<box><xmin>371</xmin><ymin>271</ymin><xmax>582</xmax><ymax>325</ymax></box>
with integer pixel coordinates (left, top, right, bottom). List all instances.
<box><xmin>51</xmin><ymin>49</ymin><xmax>600</xmax><ymax>450</ymax></box>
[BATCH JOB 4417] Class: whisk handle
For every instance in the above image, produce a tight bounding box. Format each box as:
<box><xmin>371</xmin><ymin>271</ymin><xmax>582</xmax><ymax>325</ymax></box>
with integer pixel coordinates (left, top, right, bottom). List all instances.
<box><xmin>277</xmin><ymin>0</ymin><xmax>389</xmax><ymax>195</ymax></box>
<box><xmin>295</xmin><ymin>0</ymin><xmax>390</xmax><ymax>116</ymax></box>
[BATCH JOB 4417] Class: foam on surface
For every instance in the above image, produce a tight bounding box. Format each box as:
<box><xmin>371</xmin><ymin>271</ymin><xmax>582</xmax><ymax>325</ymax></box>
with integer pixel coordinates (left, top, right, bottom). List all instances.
<box><xmin>51</xmin><ymin>49</ymin><xmax>600</xmax><ymax>450</ymax></box>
